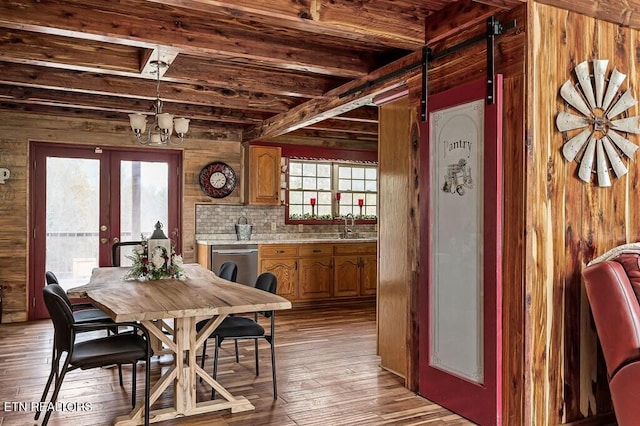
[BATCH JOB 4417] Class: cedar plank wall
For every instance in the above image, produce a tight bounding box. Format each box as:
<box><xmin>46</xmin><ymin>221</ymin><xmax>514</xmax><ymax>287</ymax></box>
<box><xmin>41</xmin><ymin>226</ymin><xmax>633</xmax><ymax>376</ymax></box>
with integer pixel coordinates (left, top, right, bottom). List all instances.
<box><xmin>420</xmin><ymin>6</ymin><xmax>527</xmax><ymax>425</ymax></box>
<box><xmin>0</xmin><ymin>112</ymin><xmax>241</xmax><ymax>323</ymax></box>
<box><xmin>527</xmin><ymin>2</ymin><xmax>639</xmax><ymax>424</ymax></box>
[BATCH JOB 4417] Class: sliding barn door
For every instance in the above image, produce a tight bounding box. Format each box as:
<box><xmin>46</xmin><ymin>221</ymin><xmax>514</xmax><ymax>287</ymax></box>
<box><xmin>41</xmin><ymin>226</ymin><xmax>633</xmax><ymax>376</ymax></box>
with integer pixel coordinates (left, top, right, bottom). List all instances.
<box><xmin>419</xmin><ymin>77</ymin><xmax>503</xmax><ymax>425</ymax></box>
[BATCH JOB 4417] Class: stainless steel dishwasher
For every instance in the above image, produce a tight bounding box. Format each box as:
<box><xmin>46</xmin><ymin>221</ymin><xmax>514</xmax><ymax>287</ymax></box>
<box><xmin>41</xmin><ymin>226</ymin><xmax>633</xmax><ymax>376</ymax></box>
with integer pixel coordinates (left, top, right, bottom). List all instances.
<box><xmin>210</xmin><ymin>244</ymin><xmax>258</xmax><ymax>286</ymax></box>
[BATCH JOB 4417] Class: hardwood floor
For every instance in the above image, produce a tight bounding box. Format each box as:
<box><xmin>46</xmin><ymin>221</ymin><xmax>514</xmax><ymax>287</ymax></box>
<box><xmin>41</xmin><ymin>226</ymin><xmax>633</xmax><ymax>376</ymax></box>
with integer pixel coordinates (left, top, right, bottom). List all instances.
<box><xmin>0</xmin><ymin>302</ymin><xmax>473</xmax><ymax>425</ymax></box>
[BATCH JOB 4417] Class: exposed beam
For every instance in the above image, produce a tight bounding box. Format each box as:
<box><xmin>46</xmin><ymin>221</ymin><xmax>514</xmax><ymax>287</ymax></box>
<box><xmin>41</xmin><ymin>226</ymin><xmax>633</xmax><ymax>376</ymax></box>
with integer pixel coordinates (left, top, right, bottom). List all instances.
<box><xmin>306</xmin><ymin>119</ymin><xmax>378</xmax><ymax>135</ymax></box>
<box><xmin>425</xmin><ymin>0</ymin><xmax>500</xmax><ymax>44</ymax></box>
<box><xmin>0</xmin><ymin>85</ymin><xmax>270</xmax><ymax>125</ymax></box>
<box><xmin>534</xmin><ymin>0</ymin><xmax>640</xmax><ymax>29</ymax></box>
<box><xmin>243</xmin><ymin>49</ymin><xmax>422</xmax><ymax>141</ymax></box>
<box><xmin>0</xmin><ymin>63</ymin><xmax>297</xmax><ymax>113</ymax></box>
<box><xmin>147</xmin><ymin>0</ymin><xmax>427</xmax><ymax>50</ymax></box>
<box><xmin>335</xmin><ymin>107</ymin><xmax>379</xmax><ymax>123</ymax></box>
<box><xmin>0</xmin><ymin>0</ymin><xmax>377</xmax><ymax>78</ymax></box>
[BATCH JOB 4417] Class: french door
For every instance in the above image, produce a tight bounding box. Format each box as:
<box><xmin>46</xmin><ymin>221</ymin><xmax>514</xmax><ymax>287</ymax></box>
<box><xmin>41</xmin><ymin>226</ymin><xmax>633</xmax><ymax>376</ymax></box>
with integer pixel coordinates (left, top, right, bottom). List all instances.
<box><xmin>418</xmin><ymin>78</ymin><xmax>503</xmax><ymax>425</ymax></box>
<box><xmin>29</xmin><ymin>143</ymin><xmax>182</xmax><ymax>319</ymax></box>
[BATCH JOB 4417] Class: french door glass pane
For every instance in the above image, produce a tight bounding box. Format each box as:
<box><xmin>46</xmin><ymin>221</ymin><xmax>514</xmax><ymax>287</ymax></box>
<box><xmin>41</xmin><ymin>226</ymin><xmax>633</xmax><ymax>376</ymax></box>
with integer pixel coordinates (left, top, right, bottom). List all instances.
<box><xmin>45</xmin><ymin>157</ymin><xmax>100</xmax><ymax>291</ymax></box>
<box><xmin>120</xmin><ymin>161</ymin><xmax>169</xmax><ymax>266</ymax></box>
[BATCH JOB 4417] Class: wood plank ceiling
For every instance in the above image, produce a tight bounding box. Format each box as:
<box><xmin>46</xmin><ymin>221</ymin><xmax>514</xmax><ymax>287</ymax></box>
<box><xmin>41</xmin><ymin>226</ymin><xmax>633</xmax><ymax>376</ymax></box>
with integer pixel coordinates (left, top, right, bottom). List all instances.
<box><xmin>0</xmin><ymin>0</ymin><xmax>524</xmax><ymax>147</ymax></box>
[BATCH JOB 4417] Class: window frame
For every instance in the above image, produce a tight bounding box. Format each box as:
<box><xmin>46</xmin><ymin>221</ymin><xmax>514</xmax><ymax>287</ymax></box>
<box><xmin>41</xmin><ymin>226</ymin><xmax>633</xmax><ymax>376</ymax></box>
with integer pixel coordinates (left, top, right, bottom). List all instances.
<box><xmin>285</xmin><ymin>158</ymin><xmax>378</xmax><ymax>225</ymax></box>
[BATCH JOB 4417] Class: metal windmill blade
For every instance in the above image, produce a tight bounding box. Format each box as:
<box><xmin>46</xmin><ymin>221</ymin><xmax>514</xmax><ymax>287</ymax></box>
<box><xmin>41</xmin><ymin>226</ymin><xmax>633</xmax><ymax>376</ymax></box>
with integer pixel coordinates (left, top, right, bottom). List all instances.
<box><xmin>606</xmin><ymin>89</ymin><xmax>638</xmax><ymax>119</ymax></box>
<box><xmin>606</xmin><ymin>129</ymin><xmax>640</xmax><ymax>158</ymax></box>
<box><xmin>562</xmin><ymin>128</ymin><xmax>591</xmax><ymax>162</ymax></box>
<box><xmin>610</xmin><ymin>116</ymin><xmax>640</xmax><ymax>134</ymax></box>
<box><xmin>578</xmin><ymin>136</ymin><xmax>596</xmax><ymax>183</ymax></box>
<box><xmin>602</xmin><ymin>68</ymin><xmax>627</xmax><ymax>110</ymax></box>
<box><xmin>593</xmin><ymin>59</ymin><xmax>608</xmax><ymax>108</ymax></box>
<box><xmin>602</xmin><ymin>136</ymin><xmax>629</xmax><ymax>178</ymax></box>
<box><xmin>575</xmin><ymin>61</ymin><xmax>597</xmax><ymax>109</ymax></box>
<box><xmin>556</xmin><ymin>111</ymin><xmax>590</xmax><ymax>132</ymax></box>
<box><xmin>560</xmin><ymin>80</ymin><xmax>592</xmax><ymax>117</ymax></box>
<box><xmin>595</xmin><ymin>139</ymin><xmax>612</xmax><ymax>187</ymax></box>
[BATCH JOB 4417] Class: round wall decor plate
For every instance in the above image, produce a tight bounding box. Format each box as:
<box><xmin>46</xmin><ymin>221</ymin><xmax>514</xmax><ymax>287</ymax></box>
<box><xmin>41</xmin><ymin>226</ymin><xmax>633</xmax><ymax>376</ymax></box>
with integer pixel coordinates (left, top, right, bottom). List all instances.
<box><xmin>199</xmin><ymin>161</ymin><xmax>237</xmax><ymax>198</ymax></box>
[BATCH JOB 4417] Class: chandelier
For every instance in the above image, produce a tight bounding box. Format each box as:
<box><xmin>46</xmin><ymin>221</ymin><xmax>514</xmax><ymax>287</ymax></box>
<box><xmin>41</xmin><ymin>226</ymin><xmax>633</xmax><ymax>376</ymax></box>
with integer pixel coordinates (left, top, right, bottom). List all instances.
<box><xmin>128</xmin><ymin>52</ymin><xmax>189</xmax><ymax>146</ymax></box>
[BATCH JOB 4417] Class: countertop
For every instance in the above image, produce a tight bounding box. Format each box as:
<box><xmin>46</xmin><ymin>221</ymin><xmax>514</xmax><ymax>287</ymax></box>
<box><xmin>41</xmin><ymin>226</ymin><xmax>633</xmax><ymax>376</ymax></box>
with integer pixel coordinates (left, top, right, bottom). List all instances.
<box><xmin>196</xmin><ymin>234</ymin><xmax>377</xmax><ymax>246</ymax></box>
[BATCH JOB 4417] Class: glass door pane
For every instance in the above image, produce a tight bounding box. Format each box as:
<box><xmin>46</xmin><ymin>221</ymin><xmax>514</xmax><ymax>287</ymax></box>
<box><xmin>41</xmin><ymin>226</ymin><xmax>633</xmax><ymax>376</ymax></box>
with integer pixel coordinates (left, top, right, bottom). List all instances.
<box><xmin>118</xmin><ymin>161</ymin><xmax>169</xmax><ymax>266</ymax></box>
<box><xmin>45</xmin><ymin>157</ymin><xmax>100</xmax><ymax>291</ymax></box>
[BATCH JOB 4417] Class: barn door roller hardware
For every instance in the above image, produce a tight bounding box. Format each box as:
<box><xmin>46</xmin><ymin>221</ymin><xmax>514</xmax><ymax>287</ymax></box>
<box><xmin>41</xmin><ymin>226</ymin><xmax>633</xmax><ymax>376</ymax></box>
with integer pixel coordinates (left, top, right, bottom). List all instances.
<box><xmin>421</xmin><ymin>16</ymin><xmax>517</xmax><ymax>120</ymax></box>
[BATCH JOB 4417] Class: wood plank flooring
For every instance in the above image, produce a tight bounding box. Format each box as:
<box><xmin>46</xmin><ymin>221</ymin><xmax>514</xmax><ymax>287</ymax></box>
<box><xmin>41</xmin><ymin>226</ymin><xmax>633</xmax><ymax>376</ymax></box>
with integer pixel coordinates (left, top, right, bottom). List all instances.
<box><xmin>0</xmin><ymin>302</ymin><xmax>473</xmax><ymax>425</ymax></box>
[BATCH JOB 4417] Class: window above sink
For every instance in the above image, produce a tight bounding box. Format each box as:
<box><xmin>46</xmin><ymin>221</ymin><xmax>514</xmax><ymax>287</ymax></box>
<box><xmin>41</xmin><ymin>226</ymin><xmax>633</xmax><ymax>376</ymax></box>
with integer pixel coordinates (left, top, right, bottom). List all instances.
<box><xmin>285</xmin><ymin>159</ymin><xmax>377</xmax><ymax>224</ymax></box>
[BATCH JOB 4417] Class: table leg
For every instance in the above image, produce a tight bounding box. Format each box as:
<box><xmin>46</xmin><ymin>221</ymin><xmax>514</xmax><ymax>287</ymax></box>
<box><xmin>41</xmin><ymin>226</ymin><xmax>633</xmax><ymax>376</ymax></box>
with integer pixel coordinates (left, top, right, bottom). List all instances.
<box><xmin>112</xmin><ymin>315</ymin><xmax>255</xmax><ymax>425</ymax></box>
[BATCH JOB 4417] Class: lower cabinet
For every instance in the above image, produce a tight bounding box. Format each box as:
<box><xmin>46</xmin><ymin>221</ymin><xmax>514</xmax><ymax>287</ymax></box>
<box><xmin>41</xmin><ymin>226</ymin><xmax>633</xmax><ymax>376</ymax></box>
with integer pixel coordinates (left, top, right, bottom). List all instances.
<box><xmin>258</xmin><ymin>241</ymin><xmax>376</xmax><ymax>302</ymax></box>
<box><xmin>259</xmin><ymin>244</ymin><xmax>298</xmax><ymax>300</ymax></box>
<box><xmin>334</xmin><ymin>244</ymin><xmax>377</xmax><ymax>297</ymax></box>
<box><xmin>298</xmin><ymin>256</ymin><xmax>333</xmax><ymax>299</ymax></box>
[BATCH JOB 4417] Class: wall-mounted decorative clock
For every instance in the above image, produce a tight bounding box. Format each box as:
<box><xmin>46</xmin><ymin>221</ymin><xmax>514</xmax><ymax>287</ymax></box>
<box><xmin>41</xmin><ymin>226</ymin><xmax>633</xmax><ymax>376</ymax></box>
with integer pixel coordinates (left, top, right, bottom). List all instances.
<box><xmin>556</xmin><ymin>59</ymin><xmax>640</xmax><ymax>187</ymax></box>
<box><xmin>199</xmin><ymin>161</ymin><xmax>237</xmax><ymax>198</ymax></box>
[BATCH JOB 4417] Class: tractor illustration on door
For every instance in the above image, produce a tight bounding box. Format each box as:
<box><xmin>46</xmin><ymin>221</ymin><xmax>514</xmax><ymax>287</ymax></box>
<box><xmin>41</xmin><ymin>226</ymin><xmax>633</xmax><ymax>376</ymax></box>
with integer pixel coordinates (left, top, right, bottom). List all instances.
<box><xmin>442</xmin><ymin>158</ymin><xmax>473</xmax><ymax>196</ymax></box>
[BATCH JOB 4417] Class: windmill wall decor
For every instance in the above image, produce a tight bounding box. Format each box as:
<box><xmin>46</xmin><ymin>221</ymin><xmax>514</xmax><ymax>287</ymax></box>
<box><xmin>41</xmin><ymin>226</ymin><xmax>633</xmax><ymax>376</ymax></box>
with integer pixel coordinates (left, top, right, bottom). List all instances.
<box><xmin>556</xmin><ymin>59</ymin><xmax>640</xmax><ymax>187</ymax></box>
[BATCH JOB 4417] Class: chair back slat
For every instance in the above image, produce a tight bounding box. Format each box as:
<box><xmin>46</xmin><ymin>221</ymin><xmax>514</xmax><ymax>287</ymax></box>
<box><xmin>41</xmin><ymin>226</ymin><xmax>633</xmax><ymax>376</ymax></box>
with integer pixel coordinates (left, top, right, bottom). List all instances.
<box><xmin>254</xmin><ymin>272</ymin><xmax>277</xmax><ymax>318</ymax></box>
<box><xmin>43</xmin><ymin>284</ymin><xmax>75</xmax><ymax>353</ymax></box>
<box><xmin>218</xmin><ymin>261</ymin><xmax>238</xmax><ymax>282</ymax></box>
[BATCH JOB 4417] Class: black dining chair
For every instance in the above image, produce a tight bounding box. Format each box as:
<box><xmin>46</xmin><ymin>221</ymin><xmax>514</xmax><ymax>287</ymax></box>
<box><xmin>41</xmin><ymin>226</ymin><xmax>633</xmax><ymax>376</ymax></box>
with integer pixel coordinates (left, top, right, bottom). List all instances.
<box><xmin>217</xmin><ymin>261</ymin><xmax>238</xmax><ymax>282</ymax></box>
<box><xmin>112</xmin><ymin>241</ymin><xmax>144</xmax><ymax>267</ymax></box>
<box><xmin>45</xmin><ymin>271</ymin><xmax>113</xmax><ymax>324</ymax></box>
<box><xmin>197</xmin><ymin>272</ymin><xmax>279</xmax><ymax>400</ymax></box>
<box><xmin>37</xmin><ymin>284</ymin><xmax>152</xmax><ymax>426</ymax></box>
<box><xmin>198</xmin><ymin>261</ymin><xmax>238</xmax><ymax>380</ymax></box>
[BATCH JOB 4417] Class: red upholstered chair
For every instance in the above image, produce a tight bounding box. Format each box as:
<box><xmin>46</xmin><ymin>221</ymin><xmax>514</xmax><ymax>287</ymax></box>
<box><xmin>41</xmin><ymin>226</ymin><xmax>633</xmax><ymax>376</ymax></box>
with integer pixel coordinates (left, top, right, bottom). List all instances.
<box><xmin>582</xmin><ymin>247</ymin><xmax>640</xmax><ymax>426</ymax></box>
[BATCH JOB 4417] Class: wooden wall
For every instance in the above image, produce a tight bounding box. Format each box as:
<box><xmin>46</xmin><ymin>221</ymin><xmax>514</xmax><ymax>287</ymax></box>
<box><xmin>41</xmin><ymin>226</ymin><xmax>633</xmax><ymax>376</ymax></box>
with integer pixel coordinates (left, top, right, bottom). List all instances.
<box><xmin>0</xmin><ymin>112</ymin><xmax>242</xmax><ymax>323</ymax></box>
<box><xmin>378</xmin><ymin>97</ymin><xmax>418</xmax><ymax>384</ymax></box>
<box><xmin>526</xmin><ymin>2</ymin><xmax>640</xmax><ymax>423</ymax></box>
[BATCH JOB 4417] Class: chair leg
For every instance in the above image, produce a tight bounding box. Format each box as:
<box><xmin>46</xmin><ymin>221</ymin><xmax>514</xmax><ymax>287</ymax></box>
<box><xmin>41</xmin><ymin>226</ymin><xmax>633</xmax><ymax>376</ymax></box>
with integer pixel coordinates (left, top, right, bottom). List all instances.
<box><xmin>35</xmin><ymin>351</ymin><xmax>60</xmax><ymax>421</ymax></box>
<box><xmin>199</xmin><ymin>339</ymin><xmax>208</xmax><ymax>383</ymax></box>
<box><xmin>144</xmin><ymin>354</ymin><xmax>150</xmax><ymax>426</ymax></box>
<box><xmin>254</xmin><ymin>338</ymin><xmax>259</xmax><ymax>376</ymax></box>
<box><xmin>42</xmin><ymin>356</ymin><xmax>71</xmax><ymax>426</ymax></box>
<box><xmin>211</xmin><ymin>336</ymin><xmax>220</xmax><ymax>400</ymax></box>
<box><xmin>131</xmin><ymin>363</ymin><xmax>137</xmax><ymax>408</ymax></box>
<box><xmin>234</xmin><ymin>340</ymin><xmax>239</xmax><ymax>363</ymax></box>
<box><xmin>118</xmin><ymin>364</ymin><xmax>124</xmax><ymax>386</ymax></box>
<box><xmin>270</xmin><ymin>337</ymin><xmax>277</xmax><ymax>400</ymax></box>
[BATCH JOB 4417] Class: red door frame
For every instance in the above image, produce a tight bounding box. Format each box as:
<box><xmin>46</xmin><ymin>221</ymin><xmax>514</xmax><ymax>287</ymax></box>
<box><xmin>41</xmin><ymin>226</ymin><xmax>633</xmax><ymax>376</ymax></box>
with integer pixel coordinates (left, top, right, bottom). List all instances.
<box><xmin>418</xmin><ymin>77</ymin><xmax>503</xmax><ymax>425</ymax></box>
<box><xmin>29</xmin><ymin>143</ymin><xmax>182</xmax><ymax>319</ymax></box>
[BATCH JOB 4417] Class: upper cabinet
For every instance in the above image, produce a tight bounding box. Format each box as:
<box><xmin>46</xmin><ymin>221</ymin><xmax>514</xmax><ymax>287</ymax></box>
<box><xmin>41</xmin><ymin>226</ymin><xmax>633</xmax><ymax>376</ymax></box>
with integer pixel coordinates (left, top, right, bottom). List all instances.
<box><xmin>243</xmin><ymin>145</ymin><xmax>281</xmax><ymax>205</ymax></box>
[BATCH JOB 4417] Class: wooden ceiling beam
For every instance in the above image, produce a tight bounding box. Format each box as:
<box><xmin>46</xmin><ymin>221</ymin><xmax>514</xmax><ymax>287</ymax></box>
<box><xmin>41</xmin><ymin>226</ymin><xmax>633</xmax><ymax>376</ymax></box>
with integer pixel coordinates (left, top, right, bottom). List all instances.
<box><xmin>0</xmin><ymin>63</ymin><xmax>296</xmax><ymax>113</ymax></box>
<box><xmin>306</xmin><ymin>119</ymin><xmax>378</xmax><ymax>135</ymax></box>
<box><xmin>534</xmin><ymin>0</ymin><xmax>640</xmax><ymax>29</ymax></box>
<box><xmin>0</xmin><ymin>85</ymin><xmax>270</xmax><ymax>125</ymax></box>
<box><xmin>334</xmin><ymin>107</ymin><xmax>379</xmax><ymax>123</ymax></box>
<box><xmin>425</xmin><ymin>0</ymin><xmax>499</xmax><ymax>45</ymax></box>
<box><xmin>0</xmin><ymin>102</ymin><xmax>245</xmax><ymax>139</ymax></box>
<box><xmin>167</xmin><ymin>56</ymin><xmax>344</xmax><ymax>98</ymax></box>
<box><xmin>0</xmin><ymin>0</ymin><xmax>375</xmax><ymax>78</ymax></box>
<box><xmin>243</xmin><ymin>49</ymin><xmax>422</xmax><ymax>141</ymax></box>
<box><xmin>146</xmin><ymin>0</ymin><xmax>426</xmax><ymax>50</ymax></box>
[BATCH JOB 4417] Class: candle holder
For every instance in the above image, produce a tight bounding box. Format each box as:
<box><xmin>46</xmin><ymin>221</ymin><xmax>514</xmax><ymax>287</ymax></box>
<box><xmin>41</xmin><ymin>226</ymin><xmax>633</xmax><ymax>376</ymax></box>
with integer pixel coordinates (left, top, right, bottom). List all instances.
<box><xmin>358</xmin><ymin>198</ymin><xmax>364</xmax><ymax>217</ymax></box>
<box><xmin>310</xmin><ymin>198</ymin><xmax>316</xmax><ymax>218</ymax></box>
<box><xmin>335</xmin><ymin>192</ymin><xmax>341</xmax><ymax>217</ymax></box>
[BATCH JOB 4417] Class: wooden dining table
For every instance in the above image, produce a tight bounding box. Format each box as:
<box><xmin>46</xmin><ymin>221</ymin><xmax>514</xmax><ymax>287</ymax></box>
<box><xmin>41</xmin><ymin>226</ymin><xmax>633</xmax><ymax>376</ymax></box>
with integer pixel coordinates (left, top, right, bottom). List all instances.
<box><xmin>67</xmin><ymin>263</ymin><xmax>292</xmax><ymax>426</ymax></box>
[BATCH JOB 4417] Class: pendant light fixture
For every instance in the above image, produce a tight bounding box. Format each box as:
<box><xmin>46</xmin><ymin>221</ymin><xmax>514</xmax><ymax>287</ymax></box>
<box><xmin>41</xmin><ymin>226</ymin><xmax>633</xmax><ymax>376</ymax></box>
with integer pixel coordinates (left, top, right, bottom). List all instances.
<box><xmin>128</xmin><ymin>50</ymin><xmax>189</xmax><ymax>145</ymax></box>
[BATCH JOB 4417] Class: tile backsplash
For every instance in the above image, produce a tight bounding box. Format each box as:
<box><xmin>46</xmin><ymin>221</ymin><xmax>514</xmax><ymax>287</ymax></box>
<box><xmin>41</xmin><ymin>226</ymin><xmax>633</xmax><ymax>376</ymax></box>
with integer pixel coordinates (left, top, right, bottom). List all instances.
<box><xmin>195</xmin><ymin>204</ymin><xmax>376</xmax><ymax>241</ymax></box>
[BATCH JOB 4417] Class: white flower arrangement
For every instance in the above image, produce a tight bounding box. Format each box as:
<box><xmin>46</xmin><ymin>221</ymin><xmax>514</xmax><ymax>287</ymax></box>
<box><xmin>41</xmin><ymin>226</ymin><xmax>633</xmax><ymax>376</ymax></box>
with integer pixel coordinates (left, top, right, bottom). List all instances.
<box><xmin>124</xmin><ymin>239</ymin><xmax>186</xmax><ymax>280</ymax></box>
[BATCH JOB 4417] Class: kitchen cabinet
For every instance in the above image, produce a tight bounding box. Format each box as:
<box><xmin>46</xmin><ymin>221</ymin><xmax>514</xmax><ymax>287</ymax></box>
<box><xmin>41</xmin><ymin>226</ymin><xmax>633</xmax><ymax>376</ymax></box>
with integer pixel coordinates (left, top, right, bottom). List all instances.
<box><xmin>259</xmin><ymin>244</ymin><xmax>297</xmax><ymax>300</ymax></box>
<box><xmin>333</xmin><ymin>242</ymin><xmax>377</xmax><ymax>297</ymax></box>
<box><xmin>244</xmin><ymin>145</ymin><xmax>281</xmax><ymax>205</ymax></box>
<box><xmin>298</xmin><ymin>244</ymin><xmax>334</xmax><ymax>300</ymax></box>
<box><xmin>257</xmin><ymin>241</ymin><xmax>376</xmax><ymax>303</ymax></box>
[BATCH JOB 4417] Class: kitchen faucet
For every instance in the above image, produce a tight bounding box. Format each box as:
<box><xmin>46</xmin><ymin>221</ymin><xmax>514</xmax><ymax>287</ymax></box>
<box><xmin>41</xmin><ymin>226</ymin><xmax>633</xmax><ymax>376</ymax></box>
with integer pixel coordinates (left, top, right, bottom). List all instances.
<box><xmin>343</xmin><ymin>213</ymin><xmax>356</xmax><ymax>238</ymax></box>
